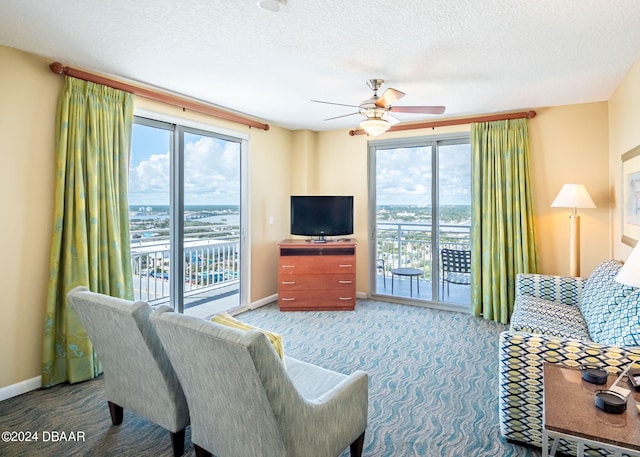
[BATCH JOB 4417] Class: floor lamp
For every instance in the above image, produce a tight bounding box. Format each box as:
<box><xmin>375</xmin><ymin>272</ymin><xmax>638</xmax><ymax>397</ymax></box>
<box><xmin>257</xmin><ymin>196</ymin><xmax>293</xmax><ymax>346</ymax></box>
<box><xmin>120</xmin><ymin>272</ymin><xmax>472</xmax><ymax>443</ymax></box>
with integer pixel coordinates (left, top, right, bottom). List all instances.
<box><xmin>551</xmin><ymin>184</ymin><xmax>596</xmax><ymax>277</ymax></box>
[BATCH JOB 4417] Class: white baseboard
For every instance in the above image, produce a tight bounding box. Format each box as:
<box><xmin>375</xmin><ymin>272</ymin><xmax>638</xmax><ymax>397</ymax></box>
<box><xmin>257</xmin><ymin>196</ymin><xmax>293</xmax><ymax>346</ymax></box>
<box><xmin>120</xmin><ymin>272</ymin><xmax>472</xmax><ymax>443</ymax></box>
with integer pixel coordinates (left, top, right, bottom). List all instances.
<box><xmin>0</xmin><ymin>376</ymin><xmax>41</xmax><ymax>402</ymax></box>
<box><xmin>249</xmin><ymin>293</ymin><xmax>278</xmax><ymax>310</ymax></box>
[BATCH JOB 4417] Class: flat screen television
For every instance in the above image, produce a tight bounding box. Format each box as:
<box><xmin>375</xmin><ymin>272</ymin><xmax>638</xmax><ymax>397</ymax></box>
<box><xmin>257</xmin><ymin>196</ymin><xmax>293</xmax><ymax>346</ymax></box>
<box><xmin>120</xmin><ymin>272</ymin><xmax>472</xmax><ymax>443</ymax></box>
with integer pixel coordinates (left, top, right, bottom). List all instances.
<box><xmin>290</xmin><ymin>195</ymin><xmax>353</xmax><ymax>240</ymax></box>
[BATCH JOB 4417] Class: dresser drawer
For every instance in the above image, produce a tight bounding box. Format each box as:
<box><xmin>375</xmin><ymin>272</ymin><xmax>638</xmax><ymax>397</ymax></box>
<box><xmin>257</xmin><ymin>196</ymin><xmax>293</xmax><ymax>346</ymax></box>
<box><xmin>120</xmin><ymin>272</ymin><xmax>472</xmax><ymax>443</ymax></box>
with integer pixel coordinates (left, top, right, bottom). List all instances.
<box><xmin>278</xmin><ymin>289</ymin><xmax>356</xmax><ymax>311</ymax></box>
<box><xmin>279</xmin><ymin>274</ymin><xmax>355</xmax><ymax>290</ymax></box>
<box><xmin>279</xmin><ymin>255</ymin><xmax>355</xmax><ymax>274</ymax></box>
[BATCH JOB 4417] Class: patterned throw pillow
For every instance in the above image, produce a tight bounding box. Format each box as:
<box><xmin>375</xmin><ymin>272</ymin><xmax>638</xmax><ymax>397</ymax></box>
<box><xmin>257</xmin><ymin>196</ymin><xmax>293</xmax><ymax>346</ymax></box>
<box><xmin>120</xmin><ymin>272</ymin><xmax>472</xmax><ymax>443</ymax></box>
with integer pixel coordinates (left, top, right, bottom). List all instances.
<box><xmin>510</xmin><ymin>295</ymin><xmax>591</xmax><ymax>341</ymax></box>
<box><xmin>596</xmin><ymin>290</ymin><xmax>640</xmax><ymax>347</ymax></box>
<box><xmin>579</xmin><ymin>260</ymin><xmax>635</xmax><ymax>340</ymax></box>
<box><xmin>211</xmin><ymin>312</ymin><xmax>285</xmax><ymax>360</ymax></box>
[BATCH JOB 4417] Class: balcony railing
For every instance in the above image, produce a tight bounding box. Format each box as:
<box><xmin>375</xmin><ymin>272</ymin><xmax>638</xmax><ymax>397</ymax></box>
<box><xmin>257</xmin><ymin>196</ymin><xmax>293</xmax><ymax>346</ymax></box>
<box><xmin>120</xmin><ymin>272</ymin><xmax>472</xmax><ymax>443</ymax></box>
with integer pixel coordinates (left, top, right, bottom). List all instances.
<box><xmin>130</xmin><ymin>224</ymin><xmax>240</xmax><ymax>303</ymax></box>
<box><xmin>129</xmin><ymin>220</ymin><xmax>470</xmax><ymax>304</ymax></box>
<box><xmin>376</xmin><ymin>221</ymin><xmax>471</xmax><ymax>281</ymax></box>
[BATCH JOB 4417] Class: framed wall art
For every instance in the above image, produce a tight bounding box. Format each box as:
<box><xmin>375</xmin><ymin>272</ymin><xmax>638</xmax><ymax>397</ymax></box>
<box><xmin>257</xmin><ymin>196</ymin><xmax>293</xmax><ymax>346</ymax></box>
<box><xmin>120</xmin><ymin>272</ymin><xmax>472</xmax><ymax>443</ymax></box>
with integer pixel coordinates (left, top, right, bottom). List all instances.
<box><xmin>621</xmin><ymin>145</ymin><xmax>640</xmax><ymax>246</ymax></box>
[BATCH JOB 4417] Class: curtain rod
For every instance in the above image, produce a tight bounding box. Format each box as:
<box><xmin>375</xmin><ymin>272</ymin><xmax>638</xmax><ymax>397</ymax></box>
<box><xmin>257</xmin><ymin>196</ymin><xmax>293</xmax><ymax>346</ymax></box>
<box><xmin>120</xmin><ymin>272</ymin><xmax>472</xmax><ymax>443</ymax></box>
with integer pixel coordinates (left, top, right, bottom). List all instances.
<box><xmin>348</xmin><ymin>110</ymin><xmax>537</xmax><ymax>136</ymax></box>
<box><xmin>49</xmin><ymin>62</ymin><xmax>270</xmax><ymax>131</ymax></box>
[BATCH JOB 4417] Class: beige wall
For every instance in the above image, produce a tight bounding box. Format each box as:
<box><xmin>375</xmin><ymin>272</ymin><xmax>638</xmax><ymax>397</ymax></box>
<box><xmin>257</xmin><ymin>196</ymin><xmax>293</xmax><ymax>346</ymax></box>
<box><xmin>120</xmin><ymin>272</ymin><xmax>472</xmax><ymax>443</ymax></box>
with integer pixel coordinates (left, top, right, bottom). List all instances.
<box><xmin>528</xmin><ymin>103</ymin><xmax>610</xmax><ymax>276</ymax></box>
<box><xmin>246</xmin><ymin>124</ymin><xmax>293</xmax><ymax>299</ymax></box>
<box><xmin>290</xmin><ymin>130</ymin><xmax>317</xmax><ymax>193</ymax></box>
<box><xmin>0</xmin><ymin>46</ymin><xmax>61</xmax><ymax>389</ymax></box>
<box><xmin>609</xmin><ymin>59</ymin><xmax>640</xmax><ymax>261</ymax></box>
<box><xmin>0</xmin><ymin>42</ymin><xmax>628</xmax><ymax>391</ymax></box>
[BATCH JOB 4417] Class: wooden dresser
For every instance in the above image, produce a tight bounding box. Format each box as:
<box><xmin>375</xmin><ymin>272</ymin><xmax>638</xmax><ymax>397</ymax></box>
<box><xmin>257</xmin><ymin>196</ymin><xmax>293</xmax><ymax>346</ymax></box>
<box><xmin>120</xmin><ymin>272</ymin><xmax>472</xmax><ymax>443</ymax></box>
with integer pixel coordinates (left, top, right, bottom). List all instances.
<box><xmin>277</xmin><ymin>239</ymin><xmax>356</xmax><ymax>311</ymax></box>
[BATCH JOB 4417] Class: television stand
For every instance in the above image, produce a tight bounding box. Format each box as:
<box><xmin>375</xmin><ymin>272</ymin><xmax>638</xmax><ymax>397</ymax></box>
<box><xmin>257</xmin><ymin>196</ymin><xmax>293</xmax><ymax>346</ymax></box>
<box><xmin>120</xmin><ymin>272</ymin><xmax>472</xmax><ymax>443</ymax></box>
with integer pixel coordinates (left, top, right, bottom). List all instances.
<box><xmin>277</xmin><ymin>239</ymin><xmax>356</xmax><ymax>311</ymax></box>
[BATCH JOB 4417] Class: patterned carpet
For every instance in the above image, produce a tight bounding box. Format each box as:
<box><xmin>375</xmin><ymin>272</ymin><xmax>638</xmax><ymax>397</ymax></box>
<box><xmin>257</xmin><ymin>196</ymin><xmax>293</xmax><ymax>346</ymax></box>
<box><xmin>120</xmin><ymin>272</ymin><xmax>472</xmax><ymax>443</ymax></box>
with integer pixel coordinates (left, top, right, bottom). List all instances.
<box><xmin>241</xmin><ymin>300</ymin><xmax>540</xmax><ymax>457</ymax></box>
<box><xmin>0</xmin><ymin>299</ymin><xmax>541</xmax><ymax>456</ymax></box>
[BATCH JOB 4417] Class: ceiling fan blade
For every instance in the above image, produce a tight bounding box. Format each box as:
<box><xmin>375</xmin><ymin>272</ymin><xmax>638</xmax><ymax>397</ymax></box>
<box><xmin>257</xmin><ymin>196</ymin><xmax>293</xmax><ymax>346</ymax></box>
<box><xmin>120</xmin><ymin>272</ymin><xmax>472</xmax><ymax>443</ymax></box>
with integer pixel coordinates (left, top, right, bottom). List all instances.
<box><xmin>375</xmin><ymin>88</ymin><xmax>405</xmax><ymax>108</ymax></box>
<box><xmin>324</xmin><ymin>112</ymin><xmax>360</xmax><ymax>121</ymax></box>
<box><xmin>311</xmin><ymin>99</ymin><xmax>361</xmax><ymax>109</ymax></box>
<box><xmin>389</xmin><ymin>105</ymin><xmax>446</xmax><ymax>115</ymax></box>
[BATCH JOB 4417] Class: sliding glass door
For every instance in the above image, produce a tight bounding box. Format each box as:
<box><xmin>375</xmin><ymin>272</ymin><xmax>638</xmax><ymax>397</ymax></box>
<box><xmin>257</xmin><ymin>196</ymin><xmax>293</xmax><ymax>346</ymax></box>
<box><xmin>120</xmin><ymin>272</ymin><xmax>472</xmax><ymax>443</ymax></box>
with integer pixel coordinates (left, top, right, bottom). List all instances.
<box><xmin>437</xmin><ymin>142</ymin><xmax>472</xmax><ymax>304</ymax></box>
<box><xmin>373</xmin><ymin>144</ymin><xmax>434</xmax><ymax>300</ymax></box>
<box><xmin>369</xmin><ymin>134</ymin><xmax>471</xmax><ymax>308</ymax></box>
<box><xmin>129</xmin><ymin>120</ymin><xmax>172</xmax><ymax>304</ymax></box>
<box><xmin>129</xmin><ymin>116</ymin><xmax>246</xmax><ymax>315</ymax></box>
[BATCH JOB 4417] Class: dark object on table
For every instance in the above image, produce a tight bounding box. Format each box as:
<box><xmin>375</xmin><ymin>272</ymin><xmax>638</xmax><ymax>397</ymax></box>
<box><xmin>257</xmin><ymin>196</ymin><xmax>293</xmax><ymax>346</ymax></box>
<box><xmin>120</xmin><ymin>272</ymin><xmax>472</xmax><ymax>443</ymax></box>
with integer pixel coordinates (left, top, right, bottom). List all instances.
<box><xmin>581</xmin><ymin>365</ymin><xmax>608</xmax><ymax>385</ymax></box>
<box><xmin>594</xmin><ymin>389</ymin><xmax>627</xmax><ymax>414</ymax></box>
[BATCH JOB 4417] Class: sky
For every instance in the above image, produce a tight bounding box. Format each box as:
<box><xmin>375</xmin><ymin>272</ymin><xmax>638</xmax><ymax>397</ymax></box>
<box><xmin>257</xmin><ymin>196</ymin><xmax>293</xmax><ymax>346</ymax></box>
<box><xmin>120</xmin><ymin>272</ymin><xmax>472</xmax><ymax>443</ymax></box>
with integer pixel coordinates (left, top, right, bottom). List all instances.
<box><xmin>128</xmin><ymin>124</ymin><xmax>240</xmax><ymax>206</ymax></box>
<box><xmin>128</xmin><ymin>123</ymin><xmax>471</xmax><ymax>207</ymax></box>
<box><xmin>376</xmin><ymin>143</ymin><xmax>471</xmax><ymax>206</ymax></box>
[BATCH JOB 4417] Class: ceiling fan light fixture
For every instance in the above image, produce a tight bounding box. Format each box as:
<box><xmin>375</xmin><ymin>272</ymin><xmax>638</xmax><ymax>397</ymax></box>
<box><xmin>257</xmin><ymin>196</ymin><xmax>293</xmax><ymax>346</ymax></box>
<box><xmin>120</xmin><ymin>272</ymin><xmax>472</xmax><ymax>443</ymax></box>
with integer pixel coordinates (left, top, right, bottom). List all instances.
<box><xmin>360</xmin><ymin>118</ymin><xmax>390</xmax><ymax>136</ymax></box>
<box><xmin>312</xmin><ymin>78</ymin><xmax>446</xmax><ymax>133</ymax></box>
<box><xmin>256</xmin><ymin>0</ymin><xmax>286</xmax><ymax>12</ymax></box>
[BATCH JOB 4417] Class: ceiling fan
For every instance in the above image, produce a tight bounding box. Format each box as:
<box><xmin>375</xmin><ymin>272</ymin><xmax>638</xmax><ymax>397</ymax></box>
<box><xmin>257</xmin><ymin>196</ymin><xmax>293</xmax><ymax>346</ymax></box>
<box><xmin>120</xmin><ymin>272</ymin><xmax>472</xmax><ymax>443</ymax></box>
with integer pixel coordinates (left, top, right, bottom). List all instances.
<box><xmin>312</xmin><ymin>79</ymin><xmax>445</xmax><ymax>136</ymax></box>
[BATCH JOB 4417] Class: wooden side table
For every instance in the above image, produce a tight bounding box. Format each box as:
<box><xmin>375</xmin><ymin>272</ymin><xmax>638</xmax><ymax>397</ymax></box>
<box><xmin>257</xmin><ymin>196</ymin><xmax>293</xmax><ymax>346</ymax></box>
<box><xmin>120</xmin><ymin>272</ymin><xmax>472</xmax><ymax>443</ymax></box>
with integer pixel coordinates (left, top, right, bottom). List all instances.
<box><xmin>543</xmin><ymin>363</ymin><xmax>640</xmax><ymax>457</ymax></box>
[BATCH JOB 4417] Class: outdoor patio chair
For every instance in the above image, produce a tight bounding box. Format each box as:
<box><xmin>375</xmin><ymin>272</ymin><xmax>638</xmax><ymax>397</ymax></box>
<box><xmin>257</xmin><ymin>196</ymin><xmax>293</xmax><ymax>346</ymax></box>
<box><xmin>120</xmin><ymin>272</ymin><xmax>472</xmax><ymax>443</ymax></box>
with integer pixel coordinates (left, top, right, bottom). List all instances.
<box><xmin>441</xmin><ymin>248</ymin><xmax>471</xmax><ymax>296</ymax></box>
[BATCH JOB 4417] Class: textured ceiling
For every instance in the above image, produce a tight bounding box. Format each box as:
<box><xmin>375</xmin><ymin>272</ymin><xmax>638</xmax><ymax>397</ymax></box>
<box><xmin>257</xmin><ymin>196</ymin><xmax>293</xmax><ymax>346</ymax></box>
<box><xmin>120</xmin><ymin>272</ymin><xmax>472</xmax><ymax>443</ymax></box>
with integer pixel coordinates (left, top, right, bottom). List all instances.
<box><xmin>1</xmin><ymin>0</ymin><xmax>640</xmax><ymax>132</ymax></box>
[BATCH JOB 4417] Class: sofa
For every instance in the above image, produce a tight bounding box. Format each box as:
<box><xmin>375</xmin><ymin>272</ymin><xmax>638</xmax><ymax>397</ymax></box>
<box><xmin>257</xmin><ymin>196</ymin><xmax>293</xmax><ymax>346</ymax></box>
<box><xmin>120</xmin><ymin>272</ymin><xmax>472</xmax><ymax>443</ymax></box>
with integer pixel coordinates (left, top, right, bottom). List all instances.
<box><xmin>498</xmin><ymin>260</ymin><xmax>640</xmax><ymax>454</ymax></box>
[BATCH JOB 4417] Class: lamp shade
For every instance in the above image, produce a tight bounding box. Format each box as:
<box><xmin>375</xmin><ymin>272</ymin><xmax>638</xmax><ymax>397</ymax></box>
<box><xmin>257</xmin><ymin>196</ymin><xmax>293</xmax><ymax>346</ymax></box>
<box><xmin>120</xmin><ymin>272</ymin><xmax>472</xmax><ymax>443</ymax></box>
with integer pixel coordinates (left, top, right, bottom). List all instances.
<box><xmin>551</xmin><ymin>184</ymin><xmax>596</xmax><ymax>209</ymax></box>
<box><xmin>615</xmin><ymin>243</ymin><xmax>640</xmax><ymax>287</ymax></box>
<box><xmin>360</xmin><ymin>118</ymin><xmax>390</xmax><ymax>136</ymax></box>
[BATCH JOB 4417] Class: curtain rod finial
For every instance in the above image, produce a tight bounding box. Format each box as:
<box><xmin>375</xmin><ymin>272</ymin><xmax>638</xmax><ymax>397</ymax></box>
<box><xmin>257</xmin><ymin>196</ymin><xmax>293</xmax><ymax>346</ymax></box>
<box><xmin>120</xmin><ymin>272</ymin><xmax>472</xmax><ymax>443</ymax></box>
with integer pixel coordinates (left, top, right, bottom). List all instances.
<box><xmin>49</xmin><ymin>62</ymin><xmax>65</xmax><ymax>75</ymax></box>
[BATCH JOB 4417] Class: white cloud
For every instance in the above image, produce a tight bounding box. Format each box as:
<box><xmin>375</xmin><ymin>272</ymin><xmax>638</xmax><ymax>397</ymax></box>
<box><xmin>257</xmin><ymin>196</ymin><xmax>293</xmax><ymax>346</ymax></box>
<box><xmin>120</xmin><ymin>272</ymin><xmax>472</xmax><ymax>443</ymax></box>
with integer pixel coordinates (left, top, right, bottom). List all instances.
<box><xmin>376</xmin><ymin>145</ymin><xmax>471</xmax><ymax>206</ymax></box>
<box><xmin>128</xmin><ymin>135</ymin><xmax>240</xmax><ymax>206</ymax></box>
<box><xmin>128</xmin><ymin>151</ymin><xmax>170</xmax><ymax>204</ymax></box>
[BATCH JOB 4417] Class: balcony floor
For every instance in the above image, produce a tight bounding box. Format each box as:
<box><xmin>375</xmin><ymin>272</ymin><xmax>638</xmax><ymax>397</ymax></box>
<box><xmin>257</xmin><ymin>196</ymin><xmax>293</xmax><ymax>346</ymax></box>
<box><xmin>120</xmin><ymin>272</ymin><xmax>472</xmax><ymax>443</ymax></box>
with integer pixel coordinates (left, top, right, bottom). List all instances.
<box><xmin>373</xmin><ymin>273</ymin><xmax>471</xmax><ymax>306</ymax></box>
<box><xmin>183</xmin><ymin>284</ymin><xmax>240</xmax><ymax>318</ymax></box>
<box><xmin>138</xmin><ymin>280</ymin><xmax>240</xmax><ymax>318</ymax></box>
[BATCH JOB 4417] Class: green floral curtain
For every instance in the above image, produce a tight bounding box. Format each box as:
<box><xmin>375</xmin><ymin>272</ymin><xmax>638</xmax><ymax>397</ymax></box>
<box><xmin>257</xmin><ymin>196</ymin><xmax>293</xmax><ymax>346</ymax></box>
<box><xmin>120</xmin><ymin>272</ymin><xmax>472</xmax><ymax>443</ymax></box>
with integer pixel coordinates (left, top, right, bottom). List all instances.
<box><xmin>470</xmin><ymin>119</ymin><xmax>538</xmax><ymax>324</ymax></box>
<box><xmin>42</xmin><ymin>76</ymin><xmax>134</xmax><ymax>387</ymax></box>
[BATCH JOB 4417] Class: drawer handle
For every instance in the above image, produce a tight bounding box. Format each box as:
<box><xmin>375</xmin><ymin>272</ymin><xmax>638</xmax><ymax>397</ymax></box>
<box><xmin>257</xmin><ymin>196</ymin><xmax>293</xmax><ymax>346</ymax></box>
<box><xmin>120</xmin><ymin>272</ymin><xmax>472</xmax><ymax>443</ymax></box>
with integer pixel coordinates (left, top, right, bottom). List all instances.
<box><xmin>281</xmin><ymin>265</ymin><xmax>296</xmax><ymax>268</ymax></box>
<box><xmin>281</xmin><ymin>297</ymin><xmax>296</xmax><ymax>301</ymax></box>
<box><xmin>338</xmin><ymin>297</ymin><xmax>353</xmax><ymax>300</ymax></box>
<box><xmin>338</xmin><ymin>280</ymin><xmax>353</xmax><ymax>284</ymax></box>
<box><xmin>338</xmin><ymin>264</ymin><xmax>353</xmax><ymax>268</ymax></box>
<box><xmin>281</xmin><ymin>281</ymin><xmax>296</xmax><ymax>285</ymax></box>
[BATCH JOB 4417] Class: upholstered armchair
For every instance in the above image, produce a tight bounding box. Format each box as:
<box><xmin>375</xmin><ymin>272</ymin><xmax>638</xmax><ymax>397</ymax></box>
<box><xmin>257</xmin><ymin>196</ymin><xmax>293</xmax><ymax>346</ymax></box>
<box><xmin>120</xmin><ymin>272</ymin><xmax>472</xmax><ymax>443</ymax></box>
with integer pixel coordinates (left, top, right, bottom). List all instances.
<box><xmin>150</xmin><ymin>306</ymin><xmax>369</xmax><ymax>457</ymax></box>
<box><xmin>67</xmin><ymin>287</ymin><xmax>190</xmax><ymax>456</ymax></box>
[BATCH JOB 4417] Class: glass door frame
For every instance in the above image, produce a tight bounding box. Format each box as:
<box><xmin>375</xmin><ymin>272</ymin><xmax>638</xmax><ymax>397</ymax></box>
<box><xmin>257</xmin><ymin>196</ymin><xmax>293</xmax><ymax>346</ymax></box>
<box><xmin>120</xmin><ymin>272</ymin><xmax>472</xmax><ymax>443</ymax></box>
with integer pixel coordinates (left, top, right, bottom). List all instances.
<box><xmin>133</xmin><ymin>109</ymin><xmax>250</xmax><ymax>314</ymax></box>
<box><xmin>367</xmin><ymin>133</ymin><xmax>471</xmax><ymax>308</ymax></box>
